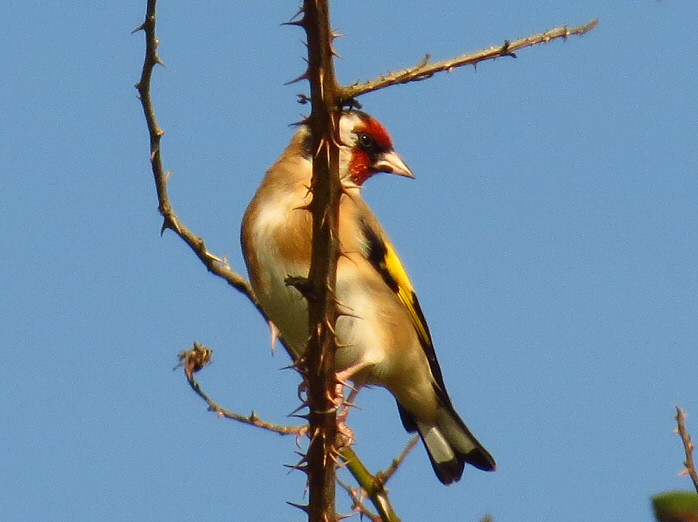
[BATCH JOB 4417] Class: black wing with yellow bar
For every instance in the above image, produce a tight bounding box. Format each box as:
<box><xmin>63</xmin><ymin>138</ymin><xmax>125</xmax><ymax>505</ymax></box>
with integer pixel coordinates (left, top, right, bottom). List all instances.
<box><xmin>360</xmin><ymin>218</ymin><xmax>451</xmax><ymax>401</ymax></box>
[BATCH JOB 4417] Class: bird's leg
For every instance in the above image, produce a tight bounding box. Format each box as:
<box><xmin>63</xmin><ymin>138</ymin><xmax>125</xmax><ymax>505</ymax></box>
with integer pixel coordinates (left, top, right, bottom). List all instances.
<box><xmin>333</xmin><ymin>359</ymin><xmax>373</xmax><ymax>418</ymax></box>
<box><xmin>335</xmin><ymin>382</ymin><xmax>357</xmax><ymax>449</ymax></box>
<box><xmin>333</xmin><ymin>360</ymin><xmax>375</xmax><ymax>448</ymax></box>
<box><xmin>335</xmin><ymin>382</ymin><xmax>360</xmax><ymax>424</ymax></box>
<box><xmin>336</xmin><ymin>360</ymin><xmax>373</xmax><ymax>385</ymax></box>
<box><xmin>336</xmin><ymin>419</ymin><xmax>355</xmax><ymax>449</ymax></box>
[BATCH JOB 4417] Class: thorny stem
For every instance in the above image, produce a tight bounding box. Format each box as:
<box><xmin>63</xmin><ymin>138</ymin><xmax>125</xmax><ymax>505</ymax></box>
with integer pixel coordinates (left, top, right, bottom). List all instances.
<box><xmin>675</xmin><ymin>407</ymin><xmax>698</xmax><ymax>493</ymax></box>
<box><xmin>342</xmin><ymin>19</ymin><xmax>598</xmax><ymax>102</ymax></box>
<box><xmin>378</xmin><ymin>435</ymin><xmax>420</xmax><ymax>485</ymax></box>
<box><xmin>177</xmin><ymin>343</ymin><xmax>307</xmax><ymax>435</ymax></box>
<box><xmin>301</xmin><ymin>1</ymin><xmax>342</xmax><ymax>519</ymax></box>
<box><xmin>134</xmin><ymin>0</ymin><xmax>258</xmax><ymax>307</ymax></box>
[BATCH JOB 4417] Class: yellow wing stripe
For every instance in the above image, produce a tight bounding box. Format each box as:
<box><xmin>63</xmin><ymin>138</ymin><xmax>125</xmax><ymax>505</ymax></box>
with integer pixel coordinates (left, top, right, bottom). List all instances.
<box><xmin>360</xmin><ymin>216</ymin><xmax>448</xmax><ymax>394</ymax></box>
<box><xmin>382</xmin><ymin>241</ymin><xmax>433</xmax><ymax>348</ymax></box>
<box><xmin>359</xmin><ymin>214</ymin><xmax>435</xmax><ymax>352</ymax></box>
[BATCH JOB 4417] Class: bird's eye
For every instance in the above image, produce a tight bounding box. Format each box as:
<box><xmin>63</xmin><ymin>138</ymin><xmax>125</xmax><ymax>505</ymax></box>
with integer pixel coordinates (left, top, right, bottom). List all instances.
<box><xmin>356</xmin><ymin>132</ymin><xmax>376</xmax><ymax>152</ymax></box>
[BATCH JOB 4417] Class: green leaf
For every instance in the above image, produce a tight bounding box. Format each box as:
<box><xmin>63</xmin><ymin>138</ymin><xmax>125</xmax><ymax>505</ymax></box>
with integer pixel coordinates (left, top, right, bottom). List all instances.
<box><xmin>653</xmin><ymin>491</ymin><xmax>698</xmax><ymax>522</ymax></box>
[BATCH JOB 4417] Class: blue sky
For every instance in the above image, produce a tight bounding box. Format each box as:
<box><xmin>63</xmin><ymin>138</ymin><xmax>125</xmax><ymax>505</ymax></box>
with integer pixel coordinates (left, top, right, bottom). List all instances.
<box><xmin>3</xmin><ymin>2</ymin><xmax>697</xmax><ymax>521</ymax></box>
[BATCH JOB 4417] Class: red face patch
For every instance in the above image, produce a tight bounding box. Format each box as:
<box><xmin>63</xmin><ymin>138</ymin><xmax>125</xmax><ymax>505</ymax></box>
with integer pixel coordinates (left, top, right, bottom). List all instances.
<box><xmin>358</xmin><ymin>116</ymin><xmax>393</xmax><ymax>152</ymax></box>
<box><xmin>349</xmin><ymin>115</ymin><xmax>394</xmax><ymax>185</ymax></box>
<box><xmin>349</xmin><ymin>149</ymin><xmax>372</xmax><ymax>186</ymax></box>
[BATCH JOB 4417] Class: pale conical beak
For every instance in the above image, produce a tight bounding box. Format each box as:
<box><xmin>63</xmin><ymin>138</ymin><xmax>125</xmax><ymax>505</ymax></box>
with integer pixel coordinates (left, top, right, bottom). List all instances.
<box><xmin>373</xmin><ymin>150</ymin><xmax>414</xmax><ymax>179</ymax></box>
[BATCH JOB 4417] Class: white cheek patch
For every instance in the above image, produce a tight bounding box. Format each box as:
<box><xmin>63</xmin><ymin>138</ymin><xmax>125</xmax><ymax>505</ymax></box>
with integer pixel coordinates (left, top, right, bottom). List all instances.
<box><xmin>338</xmin><ymin>112</ymin><xmax>361</xmax><ymax>147</ymax></box>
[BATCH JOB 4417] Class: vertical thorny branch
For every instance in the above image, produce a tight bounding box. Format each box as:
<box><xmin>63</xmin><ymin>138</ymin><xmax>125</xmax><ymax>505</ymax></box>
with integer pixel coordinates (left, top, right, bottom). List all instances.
<box><xmin>298</xmin><ymin>2</ymin><xmax>342</xmax><ymax>520</ymax></box>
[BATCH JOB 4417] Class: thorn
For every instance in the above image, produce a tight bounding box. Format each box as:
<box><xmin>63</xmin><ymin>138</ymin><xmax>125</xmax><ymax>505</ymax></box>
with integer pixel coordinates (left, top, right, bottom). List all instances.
<box><xmin>287</xmin><ymin>502</ymin><xmax>310</xmax><ymax>514</ymax></box>
<box><xmin>500</xmin><ymin>40</ymin><xmax>517</xmax><ymax>59</ymax></box>
<box><xmin>330</xmin><ymin>42</ymin><xmax>342</xmax><ymax>59</ymax></box>
<box><xmin>294</xmin><ymin>182</ymin><xmax>314</xmax><ymax>203</ymax></box>
<box><xmin>281</xmin><ymin>18</ymin><xmax>306</xmax><ymax>28</ymax></box>
<box><xmin>284</xmin><ymin>462</ymin><xmax>309</xmax><ymax>475</ymax></box>
<box><xmin>290</xmin><ymin>116</ymin><xmax>311</xmax><ymax>128</ymax></box>
<box><xmin>286</xmin><ymin>454</ymin><xmax>309</xmax><ymax>468</ymax></box>
<box><xmin>288</xmin><ymin>411</ymin><xmax>310</xmax><ymax>422</ymax></box>
<box><xmin>335</xmin><ymin>308</ymin><xmax>362</xmax><ymax>321</ymax></box>
<box><xmin>279</xmin><ymin>362</ymin><xmax>297</xmax><ymax>372</ymax></box>
<box><xmin>314</xmin><ymin>134</ymin><xmax>328</xmax><ymax>158</ymax></box>
<box><xmin>131</xmin><ymin>22</ymin><xmax>145</xmax><ymax>34</ymax></box>
<box><xmin>285</xmin><ymin>70</ymin><xmax>310</xmax><ymax>86</ymax></box>
<box><xmin>203</xmin><ymin>250</ymin><xmax>224</xmax><ymax>264</ymax></box>
<box><xmin>282</xmin><ymin>7</ymin><xmax>305</xmax><ymax>27</ymax></box>
<box><xmin>289</xmin><ymin>403</ymin><xmax>309</xmax><ymax>417</ymax></box>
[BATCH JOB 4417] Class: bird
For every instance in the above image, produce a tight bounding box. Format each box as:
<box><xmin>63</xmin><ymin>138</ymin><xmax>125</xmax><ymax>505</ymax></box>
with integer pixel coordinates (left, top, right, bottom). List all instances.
<box><xmin>240</xmin><ymin>110</ymin><xmax>495</xmax><ymax>484</ymax></box>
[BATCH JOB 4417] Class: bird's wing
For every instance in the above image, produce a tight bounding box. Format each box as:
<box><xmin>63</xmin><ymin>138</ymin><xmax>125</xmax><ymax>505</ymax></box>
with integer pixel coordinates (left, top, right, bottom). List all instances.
<box><xmin>358</xmin><ymin>212</ymin><xmax>451</xmax><ymax>402</ymax></box>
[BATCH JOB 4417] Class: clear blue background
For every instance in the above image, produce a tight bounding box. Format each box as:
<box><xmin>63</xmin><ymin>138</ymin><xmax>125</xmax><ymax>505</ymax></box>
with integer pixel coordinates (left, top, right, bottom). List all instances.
<box><xmin>3</xmin><ymin>2</ymin><xmax>697</xmax><ymax>521</ymax></box>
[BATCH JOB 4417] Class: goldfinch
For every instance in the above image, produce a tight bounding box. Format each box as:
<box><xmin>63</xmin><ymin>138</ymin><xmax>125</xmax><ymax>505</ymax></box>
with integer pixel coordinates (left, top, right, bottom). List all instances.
<box><xmin>241</xmin><ymin>110</ymin><xmax>495</xmax><ymax>484</ymax></box>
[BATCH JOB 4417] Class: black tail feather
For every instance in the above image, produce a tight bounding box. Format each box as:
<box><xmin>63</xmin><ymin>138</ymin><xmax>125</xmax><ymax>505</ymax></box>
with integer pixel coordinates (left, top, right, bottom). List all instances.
<box><xmin>395</xmin><ymin>400</ymin><xmax>495</xmax><ymax>484</ymax></box>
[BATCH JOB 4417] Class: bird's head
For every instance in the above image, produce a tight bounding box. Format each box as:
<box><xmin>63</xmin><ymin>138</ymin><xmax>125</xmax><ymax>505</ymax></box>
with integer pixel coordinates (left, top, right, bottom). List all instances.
<box><xmin>338</xmin><ymin>110</ymin><xmax>413</xmax><ymax>186</ymax></box>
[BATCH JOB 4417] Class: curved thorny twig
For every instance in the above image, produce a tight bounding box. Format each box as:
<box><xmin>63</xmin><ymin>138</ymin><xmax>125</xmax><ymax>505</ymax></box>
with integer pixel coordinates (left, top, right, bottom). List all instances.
<box><xmin>176</xmin><ymin>343</ymin><xmax>306</xmax><ymax>435</ymax></box>
<box><xmin>133</xmin><ymin>1</ymin><xmax>257</xmax><ymax>308</ymax></box>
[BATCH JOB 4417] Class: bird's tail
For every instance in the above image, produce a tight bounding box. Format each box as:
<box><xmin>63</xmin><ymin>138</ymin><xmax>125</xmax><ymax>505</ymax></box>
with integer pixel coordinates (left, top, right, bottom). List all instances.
<box><xmin>399</xmin><ymin>402</ymin><xmax>496</xmax><ymax>485</ymax></box>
